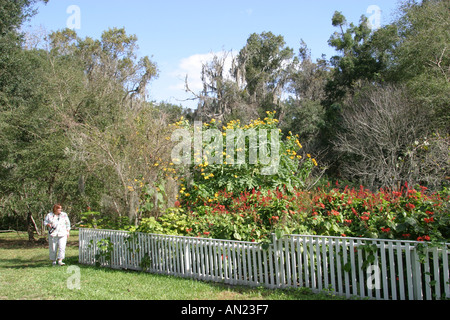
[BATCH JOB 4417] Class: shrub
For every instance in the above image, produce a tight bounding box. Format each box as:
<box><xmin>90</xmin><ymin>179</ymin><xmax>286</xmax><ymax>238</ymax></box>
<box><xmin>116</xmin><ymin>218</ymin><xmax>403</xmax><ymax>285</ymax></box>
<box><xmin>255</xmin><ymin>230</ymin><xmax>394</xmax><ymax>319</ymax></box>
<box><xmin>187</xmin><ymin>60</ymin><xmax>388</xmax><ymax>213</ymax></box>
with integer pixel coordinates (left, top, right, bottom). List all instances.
<box><xmin>172</xmin><ymin>111</ymin><xmax>319</xmax><ymax>208</ymax></box>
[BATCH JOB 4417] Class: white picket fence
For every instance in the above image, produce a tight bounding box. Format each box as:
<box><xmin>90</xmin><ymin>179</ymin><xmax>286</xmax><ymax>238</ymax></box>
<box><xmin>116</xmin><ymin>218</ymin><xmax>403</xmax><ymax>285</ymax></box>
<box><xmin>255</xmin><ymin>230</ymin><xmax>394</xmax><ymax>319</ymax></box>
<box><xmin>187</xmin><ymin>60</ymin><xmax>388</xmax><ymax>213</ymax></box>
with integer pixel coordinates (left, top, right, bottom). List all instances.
<box><xmin>78</xmin><ymin>228</ymin><xmax>450</xmax><ymax>300</ymax></box>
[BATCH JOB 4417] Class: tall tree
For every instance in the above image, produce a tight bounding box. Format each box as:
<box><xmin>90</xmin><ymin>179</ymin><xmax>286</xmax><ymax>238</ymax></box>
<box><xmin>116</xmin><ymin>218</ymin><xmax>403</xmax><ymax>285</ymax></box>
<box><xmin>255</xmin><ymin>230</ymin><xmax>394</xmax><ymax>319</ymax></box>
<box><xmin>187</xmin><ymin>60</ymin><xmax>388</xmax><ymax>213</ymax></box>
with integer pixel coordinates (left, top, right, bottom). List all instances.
<box><xmin>236</xmin><ymin>32</ymin><xmax>296</xmax><ymax>117</ymax></box>
<box><xmin>191</xmin><ymin>32</ymin><xmax>296</xmax><ymax>124</ymax></box>
<box><xmin>391</xmin><ymin>0</ymin><xmax>450</xmax><ymax>130</ymax></box>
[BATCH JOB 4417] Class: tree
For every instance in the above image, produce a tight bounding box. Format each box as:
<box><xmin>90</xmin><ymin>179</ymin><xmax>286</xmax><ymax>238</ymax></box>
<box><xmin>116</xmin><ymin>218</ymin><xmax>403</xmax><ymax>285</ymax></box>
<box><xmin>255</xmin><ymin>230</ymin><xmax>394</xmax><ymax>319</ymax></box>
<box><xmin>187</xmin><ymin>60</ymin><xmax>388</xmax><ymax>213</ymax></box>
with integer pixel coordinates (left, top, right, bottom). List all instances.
<box><xmin>236</xmin><ymin>32</ymin><xmax>296</xmax><ymax>117</ymax></box>
<box><xmin>189</xmin><ymin>51</ymin><xmax>251</xmax><ymax>124</ymax></box>
<box><xmin>390</xmin><ymin>0</ymin><xmax>450</xmax><ymax>131</ymax></box>
<box><xmin>333</xmin><ymin>84</ymin><xmax>447</xmax><ymax>190</ymax></box>
<box><xmin>189</xmin><ymin>32</ymin><xmax>297</xmax><ymax>125</ymax></box>
<box><xmin>281</xmin><ymin>41</ymin><xmax>330</xmax><ymax>147</ymax></box>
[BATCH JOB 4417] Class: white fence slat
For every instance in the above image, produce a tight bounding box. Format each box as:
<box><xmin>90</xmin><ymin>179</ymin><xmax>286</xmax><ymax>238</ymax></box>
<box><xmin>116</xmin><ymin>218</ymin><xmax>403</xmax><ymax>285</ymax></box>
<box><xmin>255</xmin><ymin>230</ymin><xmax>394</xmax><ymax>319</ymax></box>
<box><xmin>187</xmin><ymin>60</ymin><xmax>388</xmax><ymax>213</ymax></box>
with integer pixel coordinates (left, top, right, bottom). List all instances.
<box><xmin>412</xmin><ymin>249</ymin><xmax>423</xmax><ymax>300</ymax></box>
<box><xmin>396</xmin><ymin>242</ymin><xmax>405</xmax><ymax>300</ymax></box>
<box><xmin>241</xmin><ymin>243</ymin><xmax>246</xmax><ymax>284</ymax></box>
<box><xmin>295</xmin><ymin>238</ymin><xmax>303</xmax><ymax>287</ymax></box>
<box><xmin>374</xmin><ymin>242</ymin><xmax>381</xmax><ymax>300</ymax></box>
<box><xmin>309</xmin><ymin>237</ymin><xmax>316</xmax><ymax>290</ymax></box>
<box><xmin>227</xmin><ymin>242</ymin><xmax>233</xmax><ymax>283</ymax></box>
<box><xmin>283</xmin><ymin>238</ymin><xmax>290</xmax><ymax>287</ymax></box>
<box><xmin>303</xmin><ymin>237</ymin><xmax>310</xmax><ymax>288</ymax></box>
<box><xmin>348</xmin><ymin>239</ymin><xmax>357</xmax><ymax>297</ymax></box>
<box><xmin>356</xmin><ymin>239</ymin><xmax>365</xmax><ymax>298</ymax></box>
<box><xmin>289</xmin><ymin>238</ymin><xmax>297</xmax><ymax>287</ymax></box>
<box><xmin>315</xmin><ymin>238</ymin><xmax>322</xmax><ymax>291</ymax></box>
<box><xmin>423</xmin><ymin>249</ymin><xmax>432</xmax><ymax>300</ymax></box>
<box><xmin>273</xmin><ymin>238</ymin><xmax>280</xmax><ymax>288</ymax></box>
<box><xmin>321</xmin><ymin>237</ymin><xmax>329</xmax><ymax>290</ymax></box>
<box><xmin>431</xmin><ymin>247</ymin><xmax>440</xmax><ymax>300</ymax></box>
<box><xmin>387</xmin><ymin>242</ymin><xmax>397</xmax><ymax>300</ymax></box>
<box><xmin>405</xmin><ymin>243</ymin><xmax>414</xmax><ymax>299</ymax></box>
<box><xmin>443</xmin><ymin>246</ymin><xmax>450</xmax><ymax>299</ymax></box>
<box><xmin>257</xmin><ymin>246</ymin><xmax>263</xmax><ymax>285</ymax></box>
<box><xmin>249</xmin><ymin>244</ymin><xmax>255</xmax><ymax>285</ymax></box>
<box><xmin>328</xmin><ymin>237</ymin><xmax>335</xmax><ymax>293</ymax></box>
<box><xmin>342</xmin><ymin>239</ymin><xmax>350</xmax><ymax>298</ymax></box>
<box><xmin>335</xmin><ymin>239</ymin><xmax>343</xmax><ymax>295</ymax></box>
<box><xmin>380</xmin><ymin>241</ymin><xmax>389</xmax><ymax>300</ymax></box>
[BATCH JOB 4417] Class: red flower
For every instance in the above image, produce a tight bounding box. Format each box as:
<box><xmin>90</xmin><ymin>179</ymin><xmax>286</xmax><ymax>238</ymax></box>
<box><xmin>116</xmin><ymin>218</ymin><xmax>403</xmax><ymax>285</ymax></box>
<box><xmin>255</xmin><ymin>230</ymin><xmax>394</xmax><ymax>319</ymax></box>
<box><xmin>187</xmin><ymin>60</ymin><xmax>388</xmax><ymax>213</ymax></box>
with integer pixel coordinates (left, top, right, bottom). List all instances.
<box><xmin>424</xmin><ymin>217</ymin><xmax>434</xmax><ymax>223</ymax></box>
<box><xmin>381</xmin><ymin>227</ymin><xmax>391</xmax><ymax>233</ymax></box>
<box><xmin>331</xmin><ymin>210</ymin><xmax>340</xmax><ymax>216</ymax></box>
<box><xmin>418</xmin><ymin>235</ymin><xmax>431</xmax><ymax>241</ymax></box>
<box><xmin>405</xmin><ymin>203</ymin><xmax>415</xmax><ymax>210</ymax></box>
<box><xmin>360</xmin><ymin>212</ymin><xmax>370</xmax><ymax>221</ymax></box>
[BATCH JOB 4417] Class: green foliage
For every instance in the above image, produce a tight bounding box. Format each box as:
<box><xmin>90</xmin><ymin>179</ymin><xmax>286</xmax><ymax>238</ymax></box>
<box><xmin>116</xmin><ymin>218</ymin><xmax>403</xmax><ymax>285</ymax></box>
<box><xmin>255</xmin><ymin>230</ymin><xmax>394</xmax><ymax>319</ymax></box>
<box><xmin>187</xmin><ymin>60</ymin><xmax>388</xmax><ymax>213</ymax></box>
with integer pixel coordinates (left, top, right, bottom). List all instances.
<box><xmin>173</xmin><ymin>111</ymin><xmax>318</xmax><ymax>208</ymax></box>
<box><xmin>131</xmin><ymin>217</ymin><xmax>163</xmax><ymax>234</ymax></box>
<box><xmin>158</xmin><ymin>208</ymin><xmax>190</xmax><ymax>235</ymax></box>
<box><xmin>78</xmin><ymin>211</ymin><xmax>132</xmax><ymax>231</ymax></box>
<box><xmin>92</xmin><ymin>237</ymin><xmax>113</xmax><ymax>267</ymax></box>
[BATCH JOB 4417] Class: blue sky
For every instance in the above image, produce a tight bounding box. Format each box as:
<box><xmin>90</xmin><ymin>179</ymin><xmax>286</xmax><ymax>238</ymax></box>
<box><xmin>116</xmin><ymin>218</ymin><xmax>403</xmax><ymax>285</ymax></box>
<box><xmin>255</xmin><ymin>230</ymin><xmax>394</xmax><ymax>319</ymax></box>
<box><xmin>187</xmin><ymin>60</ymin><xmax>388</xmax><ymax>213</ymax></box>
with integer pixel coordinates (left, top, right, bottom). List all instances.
<box><xmin>25</xmin><ymin>0</ymin><xmax>401</xmax><ymax>109</ymax></box>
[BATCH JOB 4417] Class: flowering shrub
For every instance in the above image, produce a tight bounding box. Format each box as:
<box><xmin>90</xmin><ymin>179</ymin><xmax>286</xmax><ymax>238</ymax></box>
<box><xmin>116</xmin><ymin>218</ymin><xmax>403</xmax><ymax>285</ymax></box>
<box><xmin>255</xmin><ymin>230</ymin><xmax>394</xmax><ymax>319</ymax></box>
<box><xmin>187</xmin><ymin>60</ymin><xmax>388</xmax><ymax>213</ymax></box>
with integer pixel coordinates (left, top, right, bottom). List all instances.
<box><xmin>172</xmin><ymin>111</ymin><xmax>318</xmax><ymax>207</ymax></box>
<box><xmin>304</xmin><ymin>183</ymin><xmax>450</xmax><ymax>242</ymax></box>
<box><xmin>183</xmin><ymin>187</ymin><xmax>310</xmax><ymax>242</ymax></box>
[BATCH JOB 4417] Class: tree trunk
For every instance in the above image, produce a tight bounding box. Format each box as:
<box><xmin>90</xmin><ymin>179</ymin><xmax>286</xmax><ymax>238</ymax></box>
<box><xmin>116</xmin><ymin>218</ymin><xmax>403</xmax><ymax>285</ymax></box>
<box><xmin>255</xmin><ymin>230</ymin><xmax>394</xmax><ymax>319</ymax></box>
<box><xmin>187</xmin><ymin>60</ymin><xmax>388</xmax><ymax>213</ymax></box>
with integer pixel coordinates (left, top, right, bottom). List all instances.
<box><xmin>27</xmin><ymin>211</ymin><xmax>35</xmax><ymax>242</ymax></box>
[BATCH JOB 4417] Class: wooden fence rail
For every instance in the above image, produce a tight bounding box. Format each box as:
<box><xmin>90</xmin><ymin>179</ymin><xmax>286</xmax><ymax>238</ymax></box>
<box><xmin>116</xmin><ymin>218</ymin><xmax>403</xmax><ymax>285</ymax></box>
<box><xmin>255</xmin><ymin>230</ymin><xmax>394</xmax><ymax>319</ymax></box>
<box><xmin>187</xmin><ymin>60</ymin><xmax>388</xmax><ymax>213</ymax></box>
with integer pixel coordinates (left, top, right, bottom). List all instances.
<box><xmin>78</xmin><ymin>228</ymin><xmax>449</xmax><ymax>300</ymax></box>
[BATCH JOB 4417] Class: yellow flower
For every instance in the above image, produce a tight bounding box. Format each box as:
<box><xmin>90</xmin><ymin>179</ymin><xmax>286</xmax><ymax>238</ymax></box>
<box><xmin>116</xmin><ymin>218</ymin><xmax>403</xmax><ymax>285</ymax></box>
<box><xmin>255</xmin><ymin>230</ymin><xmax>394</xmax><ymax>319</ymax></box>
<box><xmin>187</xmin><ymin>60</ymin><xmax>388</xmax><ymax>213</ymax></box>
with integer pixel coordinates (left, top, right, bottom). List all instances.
<box><xmin>312</xmin><ymin>158</ymin><xmax>318</xmax><ymax>167</ymax></box>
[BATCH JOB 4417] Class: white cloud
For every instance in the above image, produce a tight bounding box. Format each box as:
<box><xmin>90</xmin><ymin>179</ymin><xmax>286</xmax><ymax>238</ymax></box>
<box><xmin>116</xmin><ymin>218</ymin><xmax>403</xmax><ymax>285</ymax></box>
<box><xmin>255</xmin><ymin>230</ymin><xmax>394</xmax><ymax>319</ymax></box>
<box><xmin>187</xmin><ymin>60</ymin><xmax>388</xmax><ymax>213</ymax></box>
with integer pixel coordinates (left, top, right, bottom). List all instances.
<box><xmin>170</xmin><ymin>51</ymin><xmax>238</xmax><ymax>93</ymax></box>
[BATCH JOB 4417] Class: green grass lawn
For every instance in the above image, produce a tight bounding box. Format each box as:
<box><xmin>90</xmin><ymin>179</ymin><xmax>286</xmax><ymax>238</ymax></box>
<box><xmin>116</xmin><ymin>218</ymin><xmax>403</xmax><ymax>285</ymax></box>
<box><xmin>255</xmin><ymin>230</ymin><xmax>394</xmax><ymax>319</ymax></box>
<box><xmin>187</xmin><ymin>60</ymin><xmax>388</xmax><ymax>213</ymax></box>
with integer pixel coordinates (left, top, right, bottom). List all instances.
<box><xmin>0</xmin><ymin>230</ymin><xmax>347</xmax><ymax>301</ymax></box>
